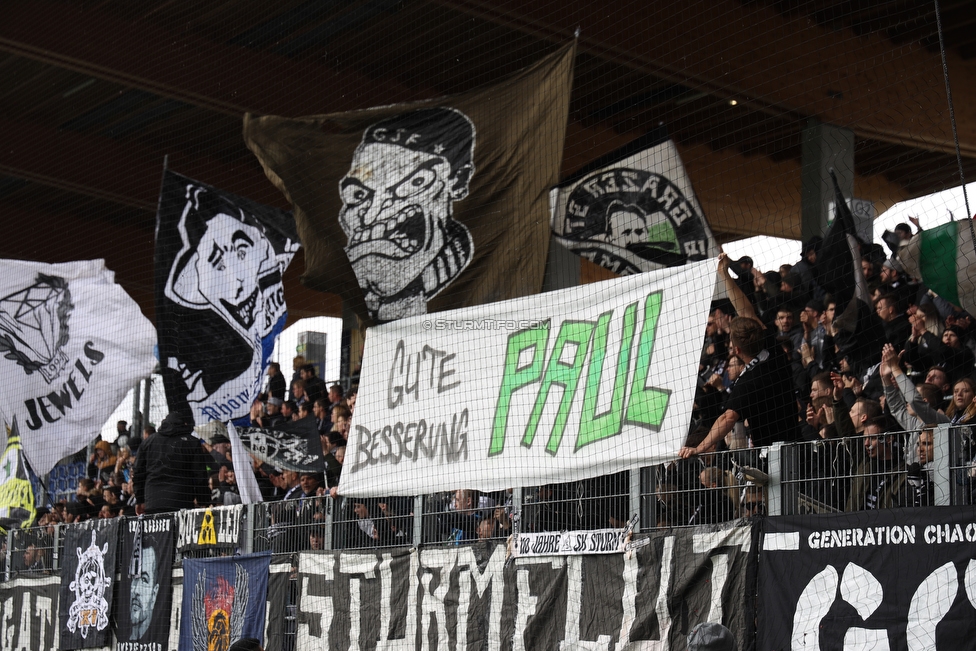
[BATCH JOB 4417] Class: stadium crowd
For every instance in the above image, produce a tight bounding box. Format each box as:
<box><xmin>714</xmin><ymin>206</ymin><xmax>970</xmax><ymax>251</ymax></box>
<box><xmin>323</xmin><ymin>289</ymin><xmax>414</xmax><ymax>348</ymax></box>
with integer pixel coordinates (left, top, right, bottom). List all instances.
<box><xmin>11</xmin><ymin>219</ymin><xmax>976</xmax><ymax>570</ymax></box>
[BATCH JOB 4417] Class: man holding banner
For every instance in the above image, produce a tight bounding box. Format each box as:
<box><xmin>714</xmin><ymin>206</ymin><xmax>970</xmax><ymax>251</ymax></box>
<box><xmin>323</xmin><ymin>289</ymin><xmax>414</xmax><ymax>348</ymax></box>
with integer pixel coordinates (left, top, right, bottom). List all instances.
<box><xmin>680</xmin><ymin>254</ymin><xmax>800</xmax><ymax>457</ymax></box>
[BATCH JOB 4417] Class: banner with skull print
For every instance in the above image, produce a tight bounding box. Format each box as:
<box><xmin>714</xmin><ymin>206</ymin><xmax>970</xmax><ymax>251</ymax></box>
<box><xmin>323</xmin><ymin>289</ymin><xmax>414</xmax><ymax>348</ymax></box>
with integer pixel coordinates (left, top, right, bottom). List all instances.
<box><xmin>0</xmin><ymin>259</ymin><xmax>156</xmax><ymax>476</ymax></box>
<box><xmin>154</xmin><ymin>170</ymin><xmax>300</xmax><ymax>425</ymax></box>
<box><xmin>550</xmin><ymin>129</ymin><xmax>719</xmax><ymax>276</ymax></box>
<box><xmin>244</xmin><ymin>42</ymin><xmax>575</xmax><ymax>324</ymax></box>
<box><xmin>58</xmin><ymin>518</ymin><xmax>120</xmax><ymax>649</ymax></box>
<box><xmin>760</xmin><ymin>506</ymin><xmax>976</xmax><ymax>650</ymax></box>
<box><xmin>114</xmin><ymin>515</ymin><xmax>175</xmax><ymax>651</ymax></box>
<box><xmin>180</xmin><ymin>551</ymin><xmax>271</xmax><ymax>651</ymax></box>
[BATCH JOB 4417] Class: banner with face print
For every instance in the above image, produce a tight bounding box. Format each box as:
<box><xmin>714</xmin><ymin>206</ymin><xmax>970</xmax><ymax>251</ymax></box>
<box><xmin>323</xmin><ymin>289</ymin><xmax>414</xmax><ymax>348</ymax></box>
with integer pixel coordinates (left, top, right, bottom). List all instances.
<box><xmin>58</xmin><ymin>518</ymin><xmax>120</xmax><ymax>649</ymax></box>
<box><xmin>114</xmin><ymin>516</ymin><xmax>175</xmax><ymax>650</ymax></box>
<box><xmin>760</xmin><ymin>506</ymin><xmax>976</xmax><ymax>650</ymax></box>
<box><xmin>0</xmin><ymin>259</ymin><xmax>156</xmax><ymax>476</ymax></box>
<box><xmin>155</xmin><ymin>170</ymin><xmax>300</xmax><ymax>425</ymax></box>
<box><xmin>550</xmin><ymin>129</ymin><xmax>719</xmax><ymax>276</ymax></box>
<box><xmin>244</xmin><ymin>42</ymin><xmax>575</xmax><ymax>325</ymax></box>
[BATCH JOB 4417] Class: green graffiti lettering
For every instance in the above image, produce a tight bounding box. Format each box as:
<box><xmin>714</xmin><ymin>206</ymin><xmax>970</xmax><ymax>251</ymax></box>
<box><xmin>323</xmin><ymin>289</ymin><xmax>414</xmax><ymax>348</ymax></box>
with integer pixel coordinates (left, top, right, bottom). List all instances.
<box><xmin>625</xmin><ymin>292</ymin><xmax>670</xmax><ymax>428</ymax></box>
<box><xmin>489</xmin><ymin>323</ymin><xmax>550</xmax><ymax>455</ymax></box>
<box><xmin>521</xmin><ymin>321</ymin><xmax>594</xmax><ymax>455</ymax></box>
<box><xmin>576</xmin><ymin>304</ymin><xmax>637</xmax><ymax>450</ymax></box>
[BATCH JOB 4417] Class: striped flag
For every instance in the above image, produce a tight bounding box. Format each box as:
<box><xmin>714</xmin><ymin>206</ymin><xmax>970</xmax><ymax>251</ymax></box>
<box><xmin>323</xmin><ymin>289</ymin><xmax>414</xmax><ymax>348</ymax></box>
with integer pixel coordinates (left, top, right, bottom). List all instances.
<box><xmin>897</xmin><ymin>219</ymin><xmax>976</xmax><ymax>317</ymax></box>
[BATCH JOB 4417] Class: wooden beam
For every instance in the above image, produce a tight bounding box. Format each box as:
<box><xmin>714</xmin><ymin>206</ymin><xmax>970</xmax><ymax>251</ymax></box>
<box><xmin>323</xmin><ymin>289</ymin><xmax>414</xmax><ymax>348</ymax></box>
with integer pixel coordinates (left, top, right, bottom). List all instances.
<box><xmin>0</xmin><ymin>2</ymin><xmax>429</xmax><ymax>118</ymax></box>
<box><xmin>0</xmin><ymin>117</ymin><xmax>286</xmax><ymax>211</ymax></box>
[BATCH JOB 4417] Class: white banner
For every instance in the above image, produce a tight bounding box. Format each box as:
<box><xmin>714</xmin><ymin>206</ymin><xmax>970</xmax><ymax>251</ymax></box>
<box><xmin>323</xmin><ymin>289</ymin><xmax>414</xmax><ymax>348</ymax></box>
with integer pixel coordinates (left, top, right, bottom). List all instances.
<box><xmin>0</xmin><ymin>259</ymin><xmax>156</xmax><ymax>475</ymax></box>
<box><xmin>340</xmin><ymin>258</ymin><xmax>717</xmax><ymax>497</ymax></box>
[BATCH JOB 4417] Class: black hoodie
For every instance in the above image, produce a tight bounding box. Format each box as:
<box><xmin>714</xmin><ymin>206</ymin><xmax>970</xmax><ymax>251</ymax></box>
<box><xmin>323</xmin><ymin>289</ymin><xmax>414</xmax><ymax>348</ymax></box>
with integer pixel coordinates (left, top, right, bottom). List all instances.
<box><xmin>133</xmin><ymin>412</ymin><xmax>211</xmax><ymax>513</ymax></box>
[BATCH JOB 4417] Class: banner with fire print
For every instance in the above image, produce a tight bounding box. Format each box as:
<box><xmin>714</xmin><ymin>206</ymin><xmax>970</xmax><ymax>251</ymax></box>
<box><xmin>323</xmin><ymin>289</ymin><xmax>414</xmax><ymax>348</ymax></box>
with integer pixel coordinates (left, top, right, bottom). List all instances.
<box><xmin>179</xmin><ymin>551</ymin><xmax>271</xmax><ymax>651</ymax></box>
<box><xmin>0</xmin><ymin>258</ymin><xmax>156</xmax><ymax>476</ymax></box>
<box><xmin>58</xmin><ymin>518</ymin><xmax>120</xmax><ymax>650</ymax></box>
<box><xmin>550</xmin><ymin>128</ymin><xmax>719</xmax><ymax>276</ymax></box>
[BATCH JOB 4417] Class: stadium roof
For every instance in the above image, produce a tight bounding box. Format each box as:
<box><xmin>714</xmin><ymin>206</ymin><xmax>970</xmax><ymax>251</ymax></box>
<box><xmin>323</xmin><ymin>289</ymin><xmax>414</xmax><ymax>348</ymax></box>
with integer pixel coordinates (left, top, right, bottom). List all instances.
<box><xmin>2</xmin><ymin>0</ymin><xmax>975</xmax><ymax>320</ymax></box>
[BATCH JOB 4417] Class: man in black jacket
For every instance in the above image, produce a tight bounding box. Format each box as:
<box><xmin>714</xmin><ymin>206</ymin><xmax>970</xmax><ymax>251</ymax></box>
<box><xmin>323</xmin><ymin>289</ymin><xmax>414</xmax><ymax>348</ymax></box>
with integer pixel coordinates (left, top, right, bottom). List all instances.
<box><xmin>133</xmin><ymin>412</ymin><xmax>210</xmax><ymax>514</ymax></box>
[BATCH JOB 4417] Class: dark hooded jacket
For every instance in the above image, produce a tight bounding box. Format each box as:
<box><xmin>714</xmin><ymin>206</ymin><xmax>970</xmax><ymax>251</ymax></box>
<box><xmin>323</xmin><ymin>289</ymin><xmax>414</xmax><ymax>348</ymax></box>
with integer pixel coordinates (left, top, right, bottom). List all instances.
<box><xmin>134</xmin><ymin>412</ymin><xmax>211</xmax><ymax>513</ymax></box>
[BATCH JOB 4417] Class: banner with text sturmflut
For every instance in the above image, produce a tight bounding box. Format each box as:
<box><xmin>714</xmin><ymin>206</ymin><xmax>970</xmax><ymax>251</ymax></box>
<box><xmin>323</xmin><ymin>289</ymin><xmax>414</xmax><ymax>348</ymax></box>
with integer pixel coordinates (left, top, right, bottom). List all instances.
<box><xmin>297</xmin><ymin>523</ymin><xmax>752</xmax><ymax>651</ymax></box>
<box><xmin>760</xmin><ymin>506</ymin><xmax>976</xmax><ymax>650</ymax></box>
<box><xmin>340</xmin><ymin>258</ymin><xmax>717</xmax><ymax>497</ymax></box>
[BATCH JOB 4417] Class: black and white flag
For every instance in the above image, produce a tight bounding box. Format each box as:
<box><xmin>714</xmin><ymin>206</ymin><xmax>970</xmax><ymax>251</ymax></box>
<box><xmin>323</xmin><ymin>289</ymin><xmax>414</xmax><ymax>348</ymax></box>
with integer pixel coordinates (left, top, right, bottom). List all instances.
<box><xmin>155</xmin><ymin>170</ymin><xmax>299</xmax><ymax>425</ymax></box>
<box><xmin>59</xmin><ymin>518</ymin><xmax>120</xmax><ymax>649</ymax></box>
<box><xmin>550</xmin><ymin>129</ymin><xmax>719</xmax><ymax>275</ymax></box>
<box><xmin>761</xmin><ymin>507</ymin><xmax>976</xmax><ymax>650</ymax></box>
<box><xmin>0</xmin><ymin>259</ymin><xmax>156</xmax><ymax>475</ymax></box>
<box><xmin>114</xmin><ymin>515</ymin><xmax>175</xmax><ymax>650</ymax></box>
<box><xmin>235</xmin><ymin>416</ymin><xmax>325</xmax><ymax>474</ymax></box>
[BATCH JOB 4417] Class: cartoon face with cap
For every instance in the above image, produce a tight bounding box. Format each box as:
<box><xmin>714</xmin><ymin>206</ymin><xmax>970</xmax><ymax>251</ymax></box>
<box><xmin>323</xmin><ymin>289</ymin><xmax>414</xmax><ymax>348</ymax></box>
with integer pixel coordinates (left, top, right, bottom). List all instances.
<box><xmin>339</xmin><ymin>107</ymin><xmax>475</xmax><ymax>321</ymax></box>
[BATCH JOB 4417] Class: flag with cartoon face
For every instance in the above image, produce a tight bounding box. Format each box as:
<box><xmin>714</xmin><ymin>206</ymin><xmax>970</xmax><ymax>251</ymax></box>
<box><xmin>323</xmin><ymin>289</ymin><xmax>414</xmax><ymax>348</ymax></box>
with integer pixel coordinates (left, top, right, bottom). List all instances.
<box><xmin>550</xmin><ymin>129</ymin><xmax>719</xmax><ymax>275</ymax></box>
<box><xmin>180</xmin><ymin>552</ymin><xmax>271</xmax><ymax>651</ymax></box>
<box><xmin>59</xmin><ymin>518</ymin><xmax>120</xmax><ymax>649</ymax></box>
<box><xmin>244</xmin><ymin>42</ymin><xmax>575</xmax><ymax>324</ymax></box>
<box><xmin>155</xmin><ymin>170</ymin><xmax>300</xmax><ymax>425</ymax></box>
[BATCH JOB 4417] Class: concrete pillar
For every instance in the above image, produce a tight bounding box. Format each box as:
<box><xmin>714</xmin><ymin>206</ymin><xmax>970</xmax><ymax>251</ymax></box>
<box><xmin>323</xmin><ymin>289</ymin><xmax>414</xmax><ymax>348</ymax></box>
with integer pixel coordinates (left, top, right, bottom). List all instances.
<box><xmin>801</xmin><ymin>119</ymin><xmax>855</xmax><ymax>241</ymax></box>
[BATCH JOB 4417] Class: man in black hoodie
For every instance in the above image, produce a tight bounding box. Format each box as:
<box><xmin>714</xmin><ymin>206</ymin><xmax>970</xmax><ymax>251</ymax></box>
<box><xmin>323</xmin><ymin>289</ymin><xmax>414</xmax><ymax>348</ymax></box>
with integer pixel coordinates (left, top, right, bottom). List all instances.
<box><xmin>133</xmin><ymin>412</ymin><xmax>211</xmax><ymax>514</ymax></box>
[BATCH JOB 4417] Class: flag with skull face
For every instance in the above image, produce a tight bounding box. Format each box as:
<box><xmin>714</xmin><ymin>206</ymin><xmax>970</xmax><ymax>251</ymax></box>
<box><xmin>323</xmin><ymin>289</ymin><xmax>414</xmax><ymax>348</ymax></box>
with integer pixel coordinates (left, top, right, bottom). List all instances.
<box><xmin>244</xmin><ymin>42</ymin><xmax>576</xmax><ymax>325</ymax></box>
<box><xmin>154</xmin><ymin>170</ymin><xmax>299</xmax><ymax>425</ymax></box>
<box><xmin>59</xmin><ymin>518</ymin><xmax>120</xmax><ymax>649</ymax></box>
<box><xmin>549</xmin><ymin>128</ymin><xmax>719</xmax><ymax>276</ymax></box>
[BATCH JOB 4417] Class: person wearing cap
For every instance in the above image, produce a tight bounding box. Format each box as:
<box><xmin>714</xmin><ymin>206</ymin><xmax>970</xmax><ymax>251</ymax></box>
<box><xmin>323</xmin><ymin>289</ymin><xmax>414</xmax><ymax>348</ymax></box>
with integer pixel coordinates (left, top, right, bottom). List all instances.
<box><xmin>687</xmin><ymin>622</ymin><xmax>737</xmax><ymax>651</ymax></box>
<box><xmin>265</xmin><ymin>397</ymin><xmax>286</xmax><ymax>427</ymax></box>
<box><xmin>210</xmin><ymin>433</ymin><xmax>232</xmax><ymax>466</ymax></box>
<box><xmin>792</xmin><ymin>236</ymin><xmax>824</xmax><ymax>301</ymax></box>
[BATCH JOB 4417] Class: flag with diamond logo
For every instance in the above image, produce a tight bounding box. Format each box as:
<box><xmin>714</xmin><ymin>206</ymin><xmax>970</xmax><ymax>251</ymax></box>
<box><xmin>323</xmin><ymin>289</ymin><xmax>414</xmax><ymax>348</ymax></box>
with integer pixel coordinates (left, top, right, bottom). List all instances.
<box><xmin>0</xmin><ymin>259</ymin><xmax>156</xmax><ymax>475</ymax></box>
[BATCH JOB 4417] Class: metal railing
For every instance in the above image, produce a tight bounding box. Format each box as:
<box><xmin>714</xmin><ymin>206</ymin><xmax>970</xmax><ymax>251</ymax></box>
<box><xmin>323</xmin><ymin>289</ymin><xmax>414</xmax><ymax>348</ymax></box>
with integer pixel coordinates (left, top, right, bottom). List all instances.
<box><xmin>7</xmin><ymin>424</ymin><xmax>968</xmax><ymax>579</ymax></box>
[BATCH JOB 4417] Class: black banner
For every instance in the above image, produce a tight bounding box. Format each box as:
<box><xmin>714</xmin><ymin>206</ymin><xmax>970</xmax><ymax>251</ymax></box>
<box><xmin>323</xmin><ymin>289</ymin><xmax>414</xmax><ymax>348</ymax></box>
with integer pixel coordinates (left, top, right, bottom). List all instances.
<box><xmin>114</xmin><ymin>515</ymin><xmax>175</xmax><ymax>650</ymax></box>
<box><xmin>297</xmin><ymin>523</ymin><xmax>753</xmax><ymax>650</ymax></box>
<box><xmin>58</xmin><ymin>518</ymin><xmax>120</xmax><ymax>649</ymax></box>
<box><xmin>760</xmin><ymin>506</ymin><xmax>976</xmax><ymax>650</ymax></box>
<box><xmin>237</xmin><ymin>416</ymin><xmax>325</xmax><ymax>474</ymax></box>
<box><xmin>264</xmin><ymin>565</ymin><xmax>296</xmax><ymax>651</ymax></box>
<box><xmin>0</xmin><ymin>576</ymin><xmax>59</xmax><ymax>650</ymax></box>
<box><xmin>175</xmin><ymin>505</ymin><xmax>244</xmax><ymax>553</ymax></box>
<box><xmin>155</xmin><ymin>169</ymin><xmax>299</xmax><ymax>425</ymax></box>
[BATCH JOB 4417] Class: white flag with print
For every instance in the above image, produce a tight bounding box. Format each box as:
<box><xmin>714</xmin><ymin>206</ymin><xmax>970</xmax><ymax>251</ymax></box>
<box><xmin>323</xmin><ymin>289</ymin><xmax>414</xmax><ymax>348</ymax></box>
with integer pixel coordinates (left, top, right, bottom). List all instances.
<box><xmin>0</xmin><ymin>259</ymin><xmax>156</xmax><ymax>475</ymax></box>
